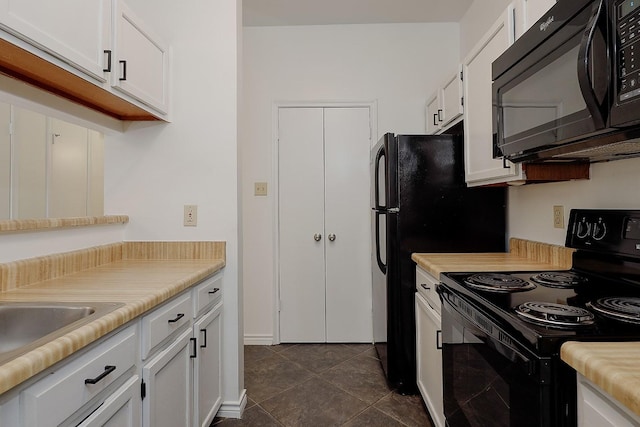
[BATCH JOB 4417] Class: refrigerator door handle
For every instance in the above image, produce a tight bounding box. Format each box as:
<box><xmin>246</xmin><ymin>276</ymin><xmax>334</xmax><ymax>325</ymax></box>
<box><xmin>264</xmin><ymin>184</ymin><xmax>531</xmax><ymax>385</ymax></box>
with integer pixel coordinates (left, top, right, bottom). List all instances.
<box><xmin>374</xmin><ymin>145</ymin><xmax>386</xmax><ymax>210</ymax></box>
<box><xmin>375</xmin><ymin>211</ymin><xmax>387</xmax><ymax>274</ymax></box>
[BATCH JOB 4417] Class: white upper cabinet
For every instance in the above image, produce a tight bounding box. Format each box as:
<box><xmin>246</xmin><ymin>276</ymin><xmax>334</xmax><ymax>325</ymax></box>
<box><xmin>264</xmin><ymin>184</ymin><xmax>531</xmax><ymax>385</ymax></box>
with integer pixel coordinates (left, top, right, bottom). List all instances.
<box><xmin>425</xmin><ymin>66</ymin><xmax>464</xmax><ymax>134</ymax></box>
<box><xmin>463</xmin><ymin>4</ymin><xmax>526</xmax><ymax>186</ymax></box>
<box><xmin>113</xmin><ymin>0</ymin><xmax>170</xmax><ymax>114</ymax></box>
<box><xmin>514</xmin><ymin>0</ymin><xmax>557</xmax><ymax>38</ymax></box>
<box><xmin>0</xmin><ymin>0</ymin><xmax>112</xmax><ymax>82</ymax></box>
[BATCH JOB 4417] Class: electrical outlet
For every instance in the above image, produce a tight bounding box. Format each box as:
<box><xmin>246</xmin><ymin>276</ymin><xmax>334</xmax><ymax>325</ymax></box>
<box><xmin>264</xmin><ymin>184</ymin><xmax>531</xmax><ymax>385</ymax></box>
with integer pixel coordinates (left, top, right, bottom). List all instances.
<box><xmin>184</xmin><ymin>205</ymin><xmax>197</xmax><ymax>226</ymax></box>
<box><xmin>254</xmin><ymin>182</ymin><xmax>268</xmax><ymax>196</ymax></box>
<box><xmin>553</xmin><ymin>205</ymin><xmax>564</xmax><ymax>229</ymax></box>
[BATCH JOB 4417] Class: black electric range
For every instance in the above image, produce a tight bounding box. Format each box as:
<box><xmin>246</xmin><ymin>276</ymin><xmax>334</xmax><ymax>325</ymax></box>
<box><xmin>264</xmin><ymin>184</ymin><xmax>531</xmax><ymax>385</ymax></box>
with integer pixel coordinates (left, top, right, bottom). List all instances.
<box><xmin>437</xmin><ymin>209</ymin><xmax>640</xmax><ymax>427</ymax></box>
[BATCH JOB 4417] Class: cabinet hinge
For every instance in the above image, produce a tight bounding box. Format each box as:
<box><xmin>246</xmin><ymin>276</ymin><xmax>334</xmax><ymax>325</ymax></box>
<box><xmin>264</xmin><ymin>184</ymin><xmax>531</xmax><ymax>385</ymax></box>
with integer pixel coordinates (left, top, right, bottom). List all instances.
<box><xmin>460</xmin><ymin>70</ymin><xmax>463</xmax><ymax>81</ymax></box>
<box><xmin>141</xmin><ymin>379</ymin><xmax>146</xmax><ymax>400</ymax></box>
<box><xmin>461</xmin><ymin>97</ymin><xmax>464</xmax><ymax>107</ymax></box>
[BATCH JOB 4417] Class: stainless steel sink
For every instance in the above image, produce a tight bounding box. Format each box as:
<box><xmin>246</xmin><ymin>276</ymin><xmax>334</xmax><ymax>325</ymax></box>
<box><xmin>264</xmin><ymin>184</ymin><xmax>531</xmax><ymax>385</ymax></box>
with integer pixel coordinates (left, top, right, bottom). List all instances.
<box><xmin>0</xmin><ymin>301</ymin><xmax>124</xmax><ymax>364</ymax></box>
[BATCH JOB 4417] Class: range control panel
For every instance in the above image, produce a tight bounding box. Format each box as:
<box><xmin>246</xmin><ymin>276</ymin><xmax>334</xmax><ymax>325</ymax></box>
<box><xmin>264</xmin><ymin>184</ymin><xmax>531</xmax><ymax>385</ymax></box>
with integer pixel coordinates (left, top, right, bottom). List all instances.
<box><xmin>566</xmin><ymin>209</ymin><xmax>640</xmax><ymax>256</ymax></box>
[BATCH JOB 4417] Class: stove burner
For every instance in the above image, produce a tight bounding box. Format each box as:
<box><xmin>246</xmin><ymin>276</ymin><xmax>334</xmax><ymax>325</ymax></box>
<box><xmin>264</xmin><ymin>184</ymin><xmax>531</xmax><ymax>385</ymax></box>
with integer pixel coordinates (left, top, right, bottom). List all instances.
<box><xmin>464</xmin><ymin>273</ymin><xmax>536</xmax><ymax>293</ymax></box>
<box><xmin>515</xmin><ymin>302</ymin><xmax>595</xmax><ymax>327</ymax></box>
<box><xmin>530</xmin><ymin>271</ymin><xmax>588</xmax><ymax>289</ymax></box>
<box><xmin>587</xmin><ymin>297</ymin><xmax>640</xmax><ymax>324</ymax></box>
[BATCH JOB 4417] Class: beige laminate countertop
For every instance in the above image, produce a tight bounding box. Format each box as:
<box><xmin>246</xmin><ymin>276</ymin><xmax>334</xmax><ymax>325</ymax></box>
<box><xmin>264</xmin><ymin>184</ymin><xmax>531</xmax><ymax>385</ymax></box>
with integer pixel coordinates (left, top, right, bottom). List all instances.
<box><xmin>562</xmin><ymin>341</ymin><xmax>640</xmax><ymax>417</ymax></box>
<box><xmin>412</xmin><ymin>237</ymin><xmax>574</xmax><ymax>277</ymax></box>
<box><xmin>0</xmin><ymin>242</ymin><xmax>225</xmax><ymax>396</ymax></box>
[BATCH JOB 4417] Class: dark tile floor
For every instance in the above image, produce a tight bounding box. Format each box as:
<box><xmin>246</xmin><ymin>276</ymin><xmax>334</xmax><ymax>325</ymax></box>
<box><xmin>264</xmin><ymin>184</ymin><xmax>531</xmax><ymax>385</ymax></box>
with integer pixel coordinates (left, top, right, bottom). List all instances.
<box><xmin>213</xmin><ymin>344</ymin><xmax>434</xmax><ymax>426</ymax></box>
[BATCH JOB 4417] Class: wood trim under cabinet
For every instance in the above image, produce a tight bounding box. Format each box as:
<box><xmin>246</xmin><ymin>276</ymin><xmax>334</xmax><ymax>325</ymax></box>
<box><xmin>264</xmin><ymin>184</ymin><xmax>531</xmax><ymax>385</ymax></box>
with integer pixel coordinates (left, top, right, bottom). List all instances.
<box><xmin>521</xmin><ymin>162</ymin><xmax>590</xmax><ymax>182</ymax></box>
<box><xmin>0</xmin><ymin>39</ymin><xmax>159</xmax><ymax>121</ymax></box>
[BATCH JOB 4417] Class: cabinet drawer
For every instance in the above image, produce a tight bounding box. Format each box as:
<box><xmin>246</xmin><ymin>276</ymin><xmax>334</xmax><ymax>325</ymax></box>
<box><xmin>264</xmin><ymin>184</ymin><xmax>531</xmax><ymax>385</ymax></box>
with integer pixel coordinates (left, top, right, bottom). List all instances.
<box><xmin>193</xmin><ymin>274</ymin><xmax>222</xmax><ymax>318</ymax></box>
<box><xmin>416</xmin><ymin>267</ymin><xmax>441</xmax><ymax>313</ymax></box>
<box><xmin>141</xmin><ymin>292</ymin><xmax>192</xmax><ymax>359</ymax></box>
<box><xmin>21</xmin><ymin>324</ymin><xmax>137</xmax><ymax>427</ymax></box>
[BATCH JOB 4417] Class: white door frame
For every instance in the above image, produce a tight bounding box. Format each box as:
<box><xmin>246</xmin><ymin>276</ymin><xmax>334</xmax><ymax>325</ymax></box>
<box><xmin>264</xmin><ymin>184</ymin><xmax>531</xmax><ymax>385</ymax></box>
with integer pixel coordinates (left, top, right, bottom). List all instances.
<box><xmin>271</xmin><ymin>100</ymin><xmax>377</xmax><ymax>345</ymax></box>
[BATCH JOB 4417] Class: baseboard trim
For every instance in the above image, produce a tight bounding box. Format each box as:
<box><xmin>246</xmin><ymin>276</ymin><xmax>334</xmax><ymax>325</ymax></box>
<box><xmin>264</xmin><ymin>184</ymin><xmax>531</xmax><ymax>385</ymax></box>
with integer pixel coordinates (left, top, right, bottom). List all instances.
<box><xmin>244</xmin><ymin>334</ymin><xmax>273</xmax><ymax>345</ymax></box>
<box><xmin>217</xmin><ymin>389</ymin><xmax>247</xmax><ymax>419</ymax></box>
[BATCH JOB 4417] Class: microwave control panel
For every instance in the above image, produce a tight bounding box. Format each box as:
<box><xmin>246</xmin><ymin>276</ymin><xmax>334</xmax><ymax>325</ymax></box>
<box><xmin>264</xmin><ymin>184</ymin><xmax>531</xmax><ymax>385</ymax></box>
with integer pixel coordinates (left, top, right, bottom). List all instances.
<box><xmin>616</xmin><ymin>0</ymin><xmax>640</xmax><ymax>101</ymax></box>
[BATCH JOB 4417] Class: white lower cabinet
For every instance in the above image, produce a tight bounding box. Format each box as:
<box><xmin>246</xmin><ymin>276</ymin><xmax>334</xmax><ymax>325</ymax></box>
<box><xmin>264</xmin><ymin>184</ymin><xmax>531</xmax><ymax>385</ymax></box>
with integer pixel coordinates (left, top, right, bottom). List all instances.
<box><xmin>415</xmin><ymin>267</ymin><xmax>444</xmax><ymax>427</ymax></box>
<box><xmin>0</xmin><ymin>273</ymin><xmax>223</xmax><ymax>427</ymax></box>
<box><xmin>193</xmin><ymin>302</ymin><xmax>223</xmax><ymax>427</ymax></box>
<box><xmin>142</xmin><ymin>328</ymin><xmax>193</xmax><ymax>427</ymax></box>
<box><xmin>577</xmin><ymin>374</ymin><xmax>640</xmax><ymax>427</ymax></box>
<box><xmin>78</xmin><ymin>375</ymin><xmax>141</xmax><ymax>427</ymax></box>
<box><xmin>21</xmin><ymin>324</ymin><xmax>138</xmax><ymax>427</ymax></box>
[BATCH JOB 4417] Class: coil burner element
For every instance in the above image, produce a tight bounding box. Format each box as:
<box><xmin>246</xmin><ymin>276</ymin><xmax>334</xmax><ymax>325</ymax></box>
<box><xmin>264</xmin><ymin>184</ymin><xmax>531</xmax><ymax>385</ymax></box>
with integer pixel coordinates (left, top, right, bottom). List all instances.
<box><xmin>587</xmin><ymin>297</ymin><xmax>640</xmax><ymax>324</ymax></box>
<box><xmin>530</xmin><ymin>271</ymin><xmax>589</xmax><ymax>289</ymax></box>
<box><xmin>464</xmin><ymin>273</ymin><xmax>536</xmax><ymax>293</ymax></box>
<box><xmin>515</xmin><ymin>302</ymin><xmax>595</xmax><ymax>328</ymax></box>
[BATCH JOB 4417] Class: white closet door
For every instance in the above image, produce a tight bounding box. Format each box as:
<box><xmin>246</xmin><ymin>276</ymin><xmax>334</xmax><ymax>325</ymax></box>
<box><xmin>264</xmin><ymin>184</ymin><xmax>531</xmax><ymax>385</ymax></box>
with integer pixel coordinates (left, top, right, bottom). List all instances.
<box><xmin>324</xmin><ymin>107</ymin><xmax>372</xmax><ymax>342</ymax></box>
<box><xmin>278</xmin><ymin>107</ymin><xmax>326</xmax><ymax>342</ymax></box>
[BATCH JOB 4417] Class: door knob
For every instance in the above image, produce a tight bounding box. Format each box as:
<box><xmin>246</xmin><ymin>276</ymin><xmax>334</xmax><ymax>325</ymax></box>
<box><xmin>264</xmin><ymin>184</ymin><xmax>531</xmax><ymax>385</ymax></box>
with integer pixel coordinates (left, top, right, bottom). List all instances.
<box><xmin>313</xmin><ymin>233</ymin><xmax>322</xmax><ymax>241</ymax></box>
<box><xmin>328</xmin><ymin>233</ymin><xmax>336</xmax><ymax>242</ymax></box>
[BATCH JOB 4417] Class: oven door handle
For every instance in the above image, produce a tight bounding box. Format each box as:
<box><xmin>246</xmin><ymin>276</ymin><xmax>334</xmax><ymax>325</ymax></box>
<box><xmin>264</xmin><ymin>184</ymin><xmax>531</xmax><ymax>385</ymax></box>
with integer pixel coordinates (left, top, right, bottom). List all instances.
<box><xmin>577</xmin><ymin>0</ymin><xmax>608</xmax><ymax>129</ymax></box>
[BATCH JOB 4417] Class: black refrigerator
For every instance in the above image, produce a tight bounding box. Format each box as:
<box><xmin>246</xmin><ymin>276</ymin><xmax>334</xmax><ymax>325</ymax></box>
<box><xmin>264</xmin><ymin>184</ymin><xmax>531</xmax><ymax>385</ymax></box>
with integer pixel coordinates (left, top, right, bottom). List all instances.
<box><xmin>371</xmin><ymin>133</ymin><xmax>506</xmax><ymax>394</ymax></box>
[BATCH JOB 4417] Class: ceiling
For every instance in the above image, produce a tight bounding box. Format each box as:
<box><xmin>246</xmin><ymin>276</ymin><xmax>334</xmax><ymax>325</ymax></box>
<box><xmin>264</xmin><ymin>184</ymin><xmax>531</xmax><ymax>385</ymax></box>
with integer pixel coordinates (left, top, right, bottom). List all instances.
<box><xmin>243</xmin><ymin>0</ymin><xmax>474</xmax><ymax>26</ymax></box>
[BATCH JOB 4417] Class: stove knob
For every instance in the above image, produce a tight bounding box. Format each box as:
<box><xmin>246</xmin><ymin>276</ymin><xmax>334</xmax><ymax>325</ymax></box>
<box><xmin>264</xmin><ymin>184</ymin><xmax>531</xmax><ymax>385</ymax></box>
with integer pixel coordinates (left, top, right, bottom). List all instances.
<box><xmin>593</xmin><ymin>219</ymin><xmax>607</xmax><ymax>241</ymax></box>
<box><xmin>576</xmin><ymin>219</ymin><xmax>591</xmax><ymax>239</ymax></box>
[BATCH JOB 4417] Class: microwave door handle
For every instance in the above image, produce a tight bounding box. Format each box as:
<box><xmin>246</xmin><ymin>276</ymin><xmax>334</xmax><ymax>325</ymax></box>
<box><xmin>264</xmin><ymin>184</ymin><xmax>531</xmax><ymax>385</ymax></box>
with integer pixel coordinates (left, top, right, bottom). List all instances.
<box><xmin>577</xmin><ymin>0</ymin><xmax>608</xmax><ymax>129</ymax></box>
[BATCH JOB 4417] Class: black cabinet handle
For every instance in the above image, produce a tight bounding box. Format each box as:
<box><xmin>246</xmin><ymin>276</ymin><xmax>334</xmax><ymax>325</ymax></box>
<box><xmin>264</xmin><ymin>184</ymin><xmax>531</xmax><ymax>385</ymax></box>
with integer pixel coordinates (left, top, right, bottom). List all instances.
<box><xmin>119</xmin><ymin>60</ymin><xmax>127</xmax><ymax>81</ymax></box>
<box><xmin>437</xmin><ymin>109</ymin><xmax>443</xmax><ymax>122</ymax></box>
<box><xmin>168</xmin><ymin>313</ymin><xmax>184</xmax><ymax>323</ymax></box>
<box><xmin>200</xmin><ymin>329</ymin><xmax>207</xmax><ymax>348</ymax></box>
<box><xmin>103</xmin><ymin>50</ymin><xmax>112</xmax><ymax>72</ymax></box>
<box><xmin>85</xmin><ymin>365</ymin><xmax>116</xmax><ymax>385</ymax></box>
<box><xmin>436</xmin><ymin>330</ymin><xmax>442</xmax><ymax>350</ymax></box>
<box><xmin>190</xmin><ymin>337</ymin><xmax>197</xmax><ymax>358</ymax></box>
<box><xmin>420</xmin><ymin>283</ymin><xmax>430</xmax><ymax>291</ymax></box>
<box><xmin>433</xmin><ymin>113</ymin><xmax>438</xmax><ymax>126</ymax></box>
<box><xmin>502</xmin><ymin>157</ymin><xmax>511</xmax><ymax>169</ymax></box>
<box><xmin>208</xmin><ymin>288</ymin><xmax>220</xmax><ymax>295</ymax></box>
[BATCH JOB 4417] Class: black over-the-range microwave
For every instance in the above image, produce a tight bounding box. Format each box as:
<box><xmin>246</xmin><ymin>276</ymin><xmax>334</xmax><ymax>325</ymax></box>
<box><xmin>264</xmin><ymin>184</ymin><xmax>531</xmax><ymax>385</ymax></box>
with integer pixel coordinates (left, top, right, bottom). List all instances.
<box><xmin>493</xmin><ymin>0</ymin><xmax>640</xmax><ymax>163</ymax></box>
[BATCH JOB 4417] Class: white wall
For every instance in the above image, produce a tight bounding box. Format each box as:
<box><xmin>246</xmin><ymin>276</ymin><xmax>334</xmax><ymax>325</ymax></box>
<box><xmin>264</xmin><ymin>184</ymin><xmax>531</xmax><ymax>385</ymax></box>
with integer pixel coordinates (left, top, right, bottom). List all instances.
<box><xmin>103</xmin><ymin>0</ymin><xmax>245</xmax><ymax>415</ymax></box>
<box><xmin>508</xmin><ymin>158</ymin><xmax>640</xmax><ymax>245</ymax></box>
<box><xmin>241</xmin><ymin>23</ymin><xmax>460</xmax><ymax>343</ymax></box>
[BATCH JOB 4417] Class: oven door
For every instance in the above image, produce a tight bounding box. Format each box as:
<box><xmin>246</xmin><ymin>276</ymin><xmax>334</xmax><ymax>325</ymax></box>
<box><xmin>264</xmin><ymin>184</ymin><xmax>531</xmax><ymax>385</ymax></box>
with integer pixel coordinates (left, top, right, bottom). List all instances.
<box><xmin>438</xmin><ymin>285</ymin><xmax>574</xmax><ymax>427</ymax></box>
<box><xmin>493</xmin><ymin>0</ymin><xmax>609</xmax><ymax>161</ymax></box>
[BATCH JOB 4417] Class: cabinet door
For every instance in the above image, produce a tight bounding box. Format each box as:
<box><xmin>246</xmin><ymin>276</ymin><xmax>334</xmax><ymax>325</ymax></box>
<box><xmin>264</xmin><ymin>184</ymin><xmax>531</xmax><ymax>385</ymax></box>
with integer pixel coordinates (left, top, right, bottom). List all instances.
<box><xmin>0</xmin><ymin>0</ymin><xmax>111</xmax><ymax>81</ymax></box>
<box><xmin>193</xmin><ymin>303</ymin><xmax>222</xmax><ymax>427</ymax></box>
<box><xmin>113</xmin><ymin>0</ymin><xmax>169</xmax><ymax>114</ymax></box>
<box><xmin>515</xmin><ymin>0</ymin><xmax>556</xmax><ymax>38</ymax></box>
<box><xmin>0</xmin><ymin>101</ymin><xmax>9</xmax><ymax>219</ymax></box>
<box><xmin>77</xmin><ymin>376</ymin><xmax>141</xmax><ymax>427</ymax></box>
<box><xmin>142</xmin><ymin>328</ymin><xmax>192</xmax><ymax>427</ymax></box>
<box><xmin>278</xmin><ymin>107</ymin><xmax>326</xmax><ymax>342</ymax></box>
<box><xmin>426</xmin><ymin>94</ymin><xmax>442</xmax><ymax>134</ymax></box>
<box><xmin>441</xmin><ymin>67</ymin><xmax>463</xmax><ymax>127</ymax></box>
<box><xmin>463</xmin><ymin>5</ymin><xmax>525</xmax><ymax>186</ymax></box>
<box><xmin>416</xmin><ymin>293</ymin><xmax>444</xmax><ymax>427</ymax></box>
<box><xmin>324</xmin><ymin>107</ymin><xmax>372</xmax><ymax>342</ymax></box>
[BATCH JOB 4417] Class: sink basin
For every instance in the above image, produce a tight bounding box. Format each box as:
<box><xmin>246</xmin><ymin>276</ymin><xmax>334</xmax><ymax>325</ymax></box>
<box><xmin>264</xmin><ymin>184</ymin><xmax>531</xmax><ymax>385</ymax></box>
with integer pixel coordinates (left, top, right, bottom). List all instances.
<box><xmin>0</xmin><ymin>301</ymin><xmax>124</xmax><ymax>364</ymax></box>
